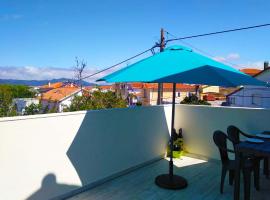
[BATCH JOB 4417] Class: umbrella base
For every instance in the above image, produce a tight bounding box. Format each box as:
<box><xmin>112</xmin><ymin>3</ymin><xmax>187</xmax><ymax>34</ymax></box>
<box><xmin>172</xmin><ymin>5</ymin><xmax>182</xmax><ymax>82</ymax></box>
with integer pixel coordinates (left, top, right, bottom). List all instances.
<box><xmin>155</xmin><ymin>174</ymin><xmax>188</xmax><ymax>190</ymax></box>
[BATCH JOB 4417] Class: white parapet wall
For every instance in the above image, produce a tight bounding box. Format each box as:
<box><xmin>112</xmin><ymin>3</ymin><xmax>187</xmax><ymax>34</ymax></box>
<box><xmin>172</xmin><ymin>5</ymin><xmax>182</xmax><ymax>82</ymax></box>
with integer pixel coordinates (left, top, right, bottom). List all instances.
<box><xmin>0</xmin><ymin>106</ymin><xmax>170</xmax><ymax>200</ymax></box>
<box><xmin>174</xmin><ymin>105</ymin><xmax>270</xmax><ymax>160</ymax></box>
<box><xmin>1</xmin><ymin>104</ymin><xmax>270</xmax><ymax>200</ymax></box>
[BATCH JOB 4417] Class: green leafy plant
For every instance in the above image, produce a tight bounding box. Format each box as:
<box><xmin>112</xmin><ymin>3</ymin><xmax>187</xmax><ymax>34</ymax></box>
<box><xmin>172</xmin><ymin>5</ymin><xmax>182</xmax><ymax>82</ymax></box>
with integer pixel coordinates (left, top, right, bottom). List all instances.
<box><xmin>181</xmin><ymin>94</ymin><xmax>210</xmax><ymax>105</ymax></box>
<box><xmin>24</xmin><ymin>103</ymin><xmax>42</xmax><ymax>115</ymax></box>
<box><xmin>136</xmin><ymin>101</ymin><xmax>142</xmax><ymax>106</ymax></box>
<box><xmin>65</xmin><ymin>90</ymin><xmax>127</xmax><ymax>112</ymax></box>
<box><xmin>167</xmin><ymin>138</ymin><xmax>184</xmax><ymax>158</ymax></box>
<box><xmin>0</xmin><ymin>84</ymin><xmax>36</xmax><ymax>117</ymax></box>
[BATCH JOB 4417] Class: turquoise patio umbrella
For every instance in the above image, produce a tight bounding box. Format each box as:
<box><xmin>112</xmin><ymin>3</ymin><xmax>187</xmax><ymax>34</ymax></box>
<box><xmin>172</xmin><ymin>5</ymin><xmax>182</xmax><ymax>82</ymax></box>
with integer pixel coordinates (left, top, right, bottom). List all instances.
<box><xmin>97</xmin><ymin>45</ymin><xmax>266</xmax><ymax>190</ymax></box>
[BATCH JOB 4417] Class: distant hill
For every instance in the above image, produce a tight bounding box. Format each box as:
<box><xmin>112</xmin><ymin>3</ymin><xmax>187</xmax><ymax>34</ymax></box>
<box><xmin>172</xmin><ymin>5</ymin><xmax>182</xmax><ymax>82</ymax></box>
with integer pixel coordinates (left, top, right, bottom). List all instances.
<box><xmin>0</xmin><ymin>78</ymin><xmax>95</xmax><ymax>86</ymax></box>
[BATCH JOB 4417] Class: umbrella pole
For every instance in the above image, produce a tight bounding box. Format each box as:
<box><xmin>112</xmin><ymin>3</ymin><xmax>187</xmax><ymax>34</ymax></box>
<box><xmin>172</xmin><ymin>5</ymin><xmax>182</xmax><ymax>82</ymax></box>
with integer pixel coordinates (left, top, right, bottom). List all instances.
<box><xmin>169</xmin><ymin>83</ymin><xmax>176</xmax><ymax>177</ymax></box>
<box><xmin>155</xmin><ymin>83</ymin><xmax>188</xmax><ymax>190</ymax></box>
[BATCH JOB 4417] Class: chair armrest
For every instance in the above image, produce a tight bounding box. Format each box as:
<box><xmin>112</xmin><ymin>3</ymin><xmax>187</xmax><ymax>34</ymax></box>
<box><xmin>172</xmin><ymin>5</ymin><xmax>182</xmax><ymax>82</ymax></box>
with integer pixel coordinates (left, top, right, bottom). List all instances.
<box><xmin>239</xmin><ymin>130</ymin><xmax>253</xmax><ymax>138</ymax></box>
<box><xmin>240</xmin><ymin>130</ymin><xmax>261</xmax><ymax>139</ymax></box>
<box><xmin>219</xmin><ymin>146</ymin><xmax>235</xmax><ymax>153</ymax></box>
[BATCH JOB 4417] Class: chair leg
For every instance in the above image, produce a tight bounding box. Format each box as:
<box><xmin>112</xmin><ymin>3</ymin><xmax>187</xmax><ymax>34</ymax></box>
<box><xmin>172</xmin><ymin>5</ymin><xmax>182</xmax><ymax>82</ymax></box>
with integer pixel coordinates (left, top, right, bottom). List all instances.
<box><xmin>253</xmin><ymin>159</ymin><xmax>260</xmax><ymax>191</ymax></box>
<box><xmin>220</xmin><ymin>167</ymin><xmax>227</xmax><ymax>194</ymax></box>
<box><xmin>243</xmin><ymin>169</ymin><xmax>251</xmax><ymax>200</ymax></box>
<box><xmin>263</xmin><ymin>157</ymin><xmax>269</xmax><ymax>178</ymax></box>
<box><xmin>229</xmin><ymin>170</ymin><xmax>234</xmax><ymax>185</ymax></box>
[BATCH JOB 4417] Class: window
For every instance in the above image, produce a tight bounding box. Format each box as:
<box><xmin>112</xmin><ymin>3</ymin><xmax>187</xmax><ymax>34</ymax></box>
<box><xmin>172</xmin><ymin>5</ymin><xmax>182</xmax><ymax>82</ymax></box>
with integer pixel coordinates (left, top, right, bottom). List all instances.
<box><xmin>252</xmin><ymin>94</ymin><xmax>261</xmax><ymax>106</ymax></box>
<box><xmin>177</xmin><ymin>92</ymin><xmax>181</xmax><ymax>97</ymax></box>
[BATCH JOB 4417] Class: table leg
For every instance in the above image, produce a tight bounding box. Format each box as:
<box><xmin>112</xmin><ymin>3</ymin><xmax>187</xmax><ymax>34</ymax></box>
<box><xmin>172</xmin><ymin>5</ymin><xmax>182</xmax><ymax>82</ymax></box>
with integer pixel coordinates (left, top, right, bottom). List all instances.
<box><xmin>234</xmin><ymin>150</ymin><xmax>241</xmax><ymax>200</ymax></box>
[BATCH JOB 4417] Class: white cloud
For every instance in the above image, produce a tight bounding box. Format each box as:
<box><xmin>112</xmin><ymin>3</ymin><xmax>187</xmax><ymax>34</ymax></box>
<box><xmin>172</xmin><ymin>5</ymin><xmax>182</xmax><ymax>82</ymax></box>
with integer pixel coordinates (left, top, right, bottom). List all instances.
<box><xmin>213</xmin><ymin>53</ymin><xmax>240</xmax><ymax>62</ymax></box>
<box><xmin>238</xmin><ymin>61</ymin><xmax>264</xmax><ymax>69</ymax></box>
<box><xmin>227</xmin><ymin>53</ymin><xmax>240</xmax><ymax>60</ymax></box>
<box><xmin>213</xmin><ymin>56</ymin><xmax>226</xmax><ymax>62</ymax></box>
<box><xmin>0</xmin><ymin>65</ymin><xmax>123</xmax><ymax>83</ymax></box>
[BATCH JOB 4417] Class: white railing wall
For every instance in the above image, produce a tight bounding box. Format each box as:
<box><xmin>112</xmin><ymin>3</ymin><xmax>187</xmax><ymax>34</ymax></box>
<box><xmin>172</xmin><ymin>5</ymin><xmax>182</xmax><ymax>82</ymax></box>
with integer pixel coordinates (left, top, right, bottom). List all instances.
<box><xmin>174</xmin><ymin>105</ymin><xmax>270</xmax><ymax>160</ymax></box>
<box><xmin>0</xmin><ymin>106</ymin><xmax>170</xmax><ymax>200</ymax></box>
<box><xmin>1</xmin><ymin>105</ymin><xmax>270</xmax><ymax>200</ymax></box>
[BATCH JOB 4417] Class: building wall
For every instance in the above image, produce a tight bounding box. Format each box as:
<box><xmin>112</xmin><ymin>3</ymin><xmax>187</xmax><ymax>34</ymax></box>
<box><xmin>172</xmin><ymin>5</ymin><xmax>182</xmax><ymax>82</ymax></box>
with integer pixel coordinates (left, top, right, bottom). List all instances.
<box><xmin>149</xmin><ymin>90</ymin><xmax>192</xmax><ymax>105</ymax></box>
<box><xmin>228</xmin><ymin>70</ymin><xmax>270</xmax><ymax>108</ymax></box>
<box><xmin>202</xmin><ymin>86</ymin><xmax>220</xmax><ymax>93</ymax></box>
<box><xmin>41</xmin><ymin>91</ymin><xmax>83</xmax><ymax>112</ymax></box>
<box><xmin>228</xmin><ymin>86</ymin><xmax>270</xmax><ymax>108</ymax></box>
<box><xmin>13</xmin><ymin>98</ymin><xmax>40</xmax><ymax>114</ymax></box>
<box><xmin>41</xmin><ymin>100</ymin><xmax>59</xmax><ymax>112</ymax></box>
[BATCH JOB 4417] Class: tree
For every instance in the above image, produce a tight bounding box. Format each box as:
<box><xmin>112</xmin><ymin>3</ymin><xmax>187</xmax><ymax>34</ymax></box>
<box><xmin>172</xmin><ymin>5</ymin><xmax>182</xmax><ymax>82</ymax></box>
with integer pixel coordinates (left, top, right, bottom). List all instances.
<box><xmin>65</xmin><ymin>90</ymin><xmax>127</xmax><ymax>112</ymax></box>
<box><xmin>24</xmin><ymin>103</ymin><xmax>42</xmax><ymax>115</ymax></box>
<box><xmin>180</xmin><ymin>94</ymin><xmax>210</xmax><ymax>105</ymax></box>
<box><xmin>74</xmin><ymin>57</ymin><xmax>87</xmax><ymax>90</ymax></box>
<box><xmin>0</xmin><ymin>84</ymin><xmax>36</xmax><ymax>117</ymax></box>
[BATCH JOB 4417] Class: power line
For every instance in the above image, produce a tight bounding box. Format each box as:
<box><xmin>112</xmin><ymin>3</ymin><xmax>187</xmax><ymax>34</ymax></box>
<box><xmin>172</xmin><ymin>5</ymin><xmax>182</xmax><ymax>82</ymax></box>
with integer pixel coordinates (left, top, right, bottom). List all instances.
<box><xmin>165</xmin><ymin>30</ymin><xmax>244</xmax><ymax>68</ymax></box>
<box><xmin>166</xmin><ymin>23</ymin><xmax>270</xmax><ymax>42</ymax></box>
<box><xmin>81</xmin><ymin>23</ymin><xmax>270</xmax><ymax>82</ymax></box>
<box><xmin>80</xmin><ymin>45</ymin><xmax>157</xmax><ymax>81</ymax></box>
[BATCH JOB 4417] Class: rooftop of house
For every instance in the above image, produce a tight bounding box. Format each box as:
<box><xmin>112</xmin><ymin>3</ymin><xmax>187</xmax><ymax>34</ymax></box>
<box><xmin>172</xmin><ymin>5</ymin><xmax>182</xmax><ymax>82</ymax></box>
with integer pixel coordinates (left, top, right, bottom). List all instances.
<box><xmin>227</xmin><ymin>66</ymin><xmax>270</xmax><ymax>97</ymax></box>
<box><xmin>85</xmin><ymin>85</ymin><xmax>115</xmax><ymax>91</ymax></box>
<box><xmin>124</xmin><ymin>83</ymin><xmax>196</xmax><ymax>91</ymax></box>
<box><xmin>240</xmin><ymin>68</ymin><xmax>262</xmax><ymax>76</ymax></box>
<box><xmin>86</xmin><ymin>83</ymin><xmax>196</xmax><ymax>92</ymax></box>
<box><xmin>40</xmin><ymin>82</ymin><xmax>64</xmax><ymax>89</ymax></box>
<box><xmin>41</xmin><ymin>86</ymin><xmax>81</xmax><ymax>101</ymax></box>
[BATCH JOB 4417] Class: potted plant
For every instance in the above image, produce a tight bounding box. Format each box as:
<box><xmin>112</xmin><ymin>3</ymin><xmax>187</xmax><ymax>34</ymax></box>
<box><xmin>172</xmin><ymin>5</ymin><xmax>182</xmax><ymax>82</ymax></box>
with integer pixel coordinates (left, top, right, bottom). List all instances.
<box><xmin>167</xmin><ymin>131</ymin><xmax>184</xmax><ymax>158</ymax></box>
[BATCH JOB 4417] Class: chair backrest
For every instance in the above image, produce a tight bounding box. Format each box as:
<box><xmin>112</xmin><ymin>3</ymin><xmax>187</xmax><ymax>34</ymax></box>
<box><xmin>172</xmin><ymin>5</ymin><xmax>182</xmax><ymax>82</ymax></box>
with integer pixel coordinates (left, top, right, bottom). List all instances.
<box><xmin>213</xmin><ymin>130</ymin><xmax>230</xmax><ymax>164</ymax></box>
<box><xmin>227</xmin><ymin>125</ymin><xmax>240</xmax><ymax>148</ymax></box>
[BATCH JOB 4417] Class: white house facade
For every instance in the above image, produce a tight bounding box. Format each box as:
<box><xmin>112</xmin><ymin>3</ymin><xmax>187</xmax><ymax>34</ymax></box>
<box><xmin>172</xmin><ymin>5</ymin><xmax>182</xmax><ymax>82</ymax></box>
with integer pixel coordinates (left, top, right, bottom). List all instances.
<box><xmin>41</xmin><ymin>89</ymin><xmax>83</xmax><ymax>112</ymax></box>
<box><xmin>13</xmin><ymin>98</ymin><xmax>40</xmax><ymax>114</ymax></box>
<box><xmin>227</xmin><ymin>66</ymin><xmax>270</xmax><ymax>108</ymax></box>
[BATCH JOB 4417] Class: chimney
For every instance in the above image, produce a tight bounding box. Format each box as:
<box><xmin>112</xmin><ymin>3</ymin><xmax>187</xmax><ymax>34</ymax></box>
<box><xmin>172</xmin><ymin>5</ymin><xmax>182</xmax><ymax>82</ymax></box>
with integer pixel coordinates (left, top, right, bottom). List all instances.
<box><xmin>264</xmin><ymin>61</ymin><xmax>269</xmax><ymax>70</ymax></box>
<box><xmin>48</xmin><ymin>82</ymin><xmax>51</xmax><ymax>87</ymax></box>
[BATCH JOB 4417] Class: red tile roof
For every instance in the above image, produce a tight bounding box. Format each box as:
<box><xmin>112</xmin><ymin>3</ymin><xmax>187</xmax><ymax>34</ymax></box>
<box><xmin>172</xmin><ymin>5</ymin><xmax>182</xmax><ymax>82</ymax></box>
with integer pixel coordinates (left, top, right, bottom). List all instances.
<box><xmin>122</xmin><ymin>83</ymin><xmax>196</xmax><ymax>91</ymax></box>
<box><xmin>40</xmin><ymin>82</ymin><xmax>63</xmax><ymax>89</ymax></box>
<box><xmin>240</xmin><ymin>68</ymin><xmax>262</xmax><ymax>76</ymax></box>
<box><xmin>85</xmin><ymin>85</ymin><xmax>115</xmax><ymax>91</ymax></box>
<box><xmin>86</xmin><ymin>83</ymin><xmax>195</xmax><ymax>92</ymax></box>
<box><xmin>41</xmin><ymin>87</ymin><xmax>80</xmax><ymax>101</ymax></box>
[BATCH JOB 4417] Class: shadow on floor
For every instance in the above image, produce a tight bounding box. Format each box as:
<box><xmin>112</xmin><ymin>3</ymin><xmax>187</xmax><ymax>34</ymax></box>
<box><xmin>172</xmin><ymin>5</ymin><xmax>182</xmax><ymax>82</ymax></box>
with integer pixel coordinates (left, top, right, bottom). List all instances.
<box><xmin>26</xmin><ymin>173</ymin><xmax>80</xmax><ymax>200</ymax></box>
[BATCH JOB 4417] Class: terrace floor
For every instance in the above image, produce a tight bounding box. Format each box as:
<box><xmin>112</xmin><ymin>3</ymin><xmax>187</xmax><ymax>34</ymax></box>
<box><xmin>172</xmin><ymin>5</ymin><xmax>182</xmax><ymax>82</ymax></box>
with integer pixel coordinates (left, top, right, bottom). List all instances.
<box><xmin>67</xmin><ymin>156</ymin><xmax>270</xmax><ymax>200</ymax></box>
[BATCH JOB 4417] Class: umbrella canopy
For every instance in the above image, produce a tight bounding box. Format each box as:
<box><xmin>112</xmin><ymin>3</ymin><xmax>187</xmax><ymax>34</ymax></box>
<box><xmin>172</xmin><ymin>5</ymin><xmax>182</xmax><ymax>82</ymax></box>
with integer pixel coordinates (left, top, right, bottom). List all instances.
<box><xmin>98</xmin><ymin>45</ymin><xmax>266</xmax><ymax>87</ymax></box>
<box><xmin>97</xmin><ymin>44</ymin><xmax>266</xmax><ymax>190</ymax></box>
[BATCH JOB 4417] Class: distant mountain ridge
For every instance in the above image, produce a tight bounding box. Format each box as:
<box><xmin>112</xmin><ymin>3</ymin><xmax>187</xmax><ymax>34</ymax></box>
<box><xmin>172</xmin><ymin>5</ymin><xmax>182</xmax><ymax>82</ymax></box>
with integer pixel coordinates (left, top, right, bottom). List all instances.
<box><xmin>0</xmin><ymin>78</ymin><xmax>95</xmax><ymax>86</ymax></box>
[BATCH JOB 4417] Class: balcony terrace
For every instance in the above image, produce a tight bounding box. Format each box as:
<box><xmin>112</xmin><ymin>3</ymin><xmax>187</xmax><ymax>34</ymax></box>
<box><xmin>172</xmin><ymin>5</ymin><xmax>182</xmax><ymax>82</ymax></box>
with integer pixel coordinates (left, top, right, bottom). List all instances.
<box><xmin>68</xmin><ymin>156</ymin><xmax>270</xmax><ymax>200</ymax></box>
<box><xmin>1</xmin><ymin>105</ymin><xmax>270</xmax><ymax>200</ymax></box>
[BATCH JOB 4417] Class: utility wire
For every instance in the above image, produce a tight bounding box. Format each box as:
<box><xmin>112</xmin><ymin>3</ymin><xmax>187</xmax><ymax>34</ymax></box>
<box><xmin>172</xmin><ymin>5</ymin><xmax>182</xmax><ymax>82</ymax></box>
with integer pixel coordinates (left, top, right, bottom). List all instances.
<box><xmin>80</xmin><ymin>45</ymin><xmax>157</xmax><ymax>81</ymax></box>
<box><xmin>81</xmin><ymin>23</ymin><xmax>270</xmax><ymax>82</ymax></box>
<box><xmin>165</xmin><ymin>30</ymin><xmax>244</xmax><ymax>68</ymax></box>
<box><xmin>166</xmin><ymin>23</ymin><xmax>270</xmax><ymax>42</ymax></box>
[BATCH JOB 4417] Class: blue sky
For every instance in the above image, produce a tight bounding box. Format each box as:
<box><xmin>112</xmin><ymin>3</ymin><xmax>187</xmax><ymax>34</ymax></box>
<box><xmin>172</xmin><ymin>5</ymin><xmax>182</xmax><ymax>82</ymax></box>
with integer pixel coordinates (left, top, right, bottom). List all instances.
<box><xmin>0</xmin><ymin>0</ymin><xmax>270</xmax><ymax>81</ymax></box>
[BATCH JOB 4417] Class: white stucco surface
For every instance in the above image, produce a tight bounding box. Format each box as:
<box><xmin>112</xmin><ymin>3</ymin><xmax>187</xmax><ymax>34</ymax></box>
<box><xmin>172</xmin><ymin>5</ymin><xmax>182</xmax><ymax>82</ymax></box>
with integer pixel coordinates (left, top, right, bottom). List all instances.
<box><xmin>1</xmin><ymin>105</ymin><xmax>270</xmax><ymax>199</ymax></box>
<box><xmin>0</xmin><ymin>106</ymin><xmax>170</xmax><ymax>200</ymax></box>
<box><xmin>174</xmin><ymin>105</ymin><xmax>270</xmax><ymax>160</ymax></box>
<box><xmin>228</xmin><ymin>69</ymin><xmax>270</xmax><ymax>108</ymax></box>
